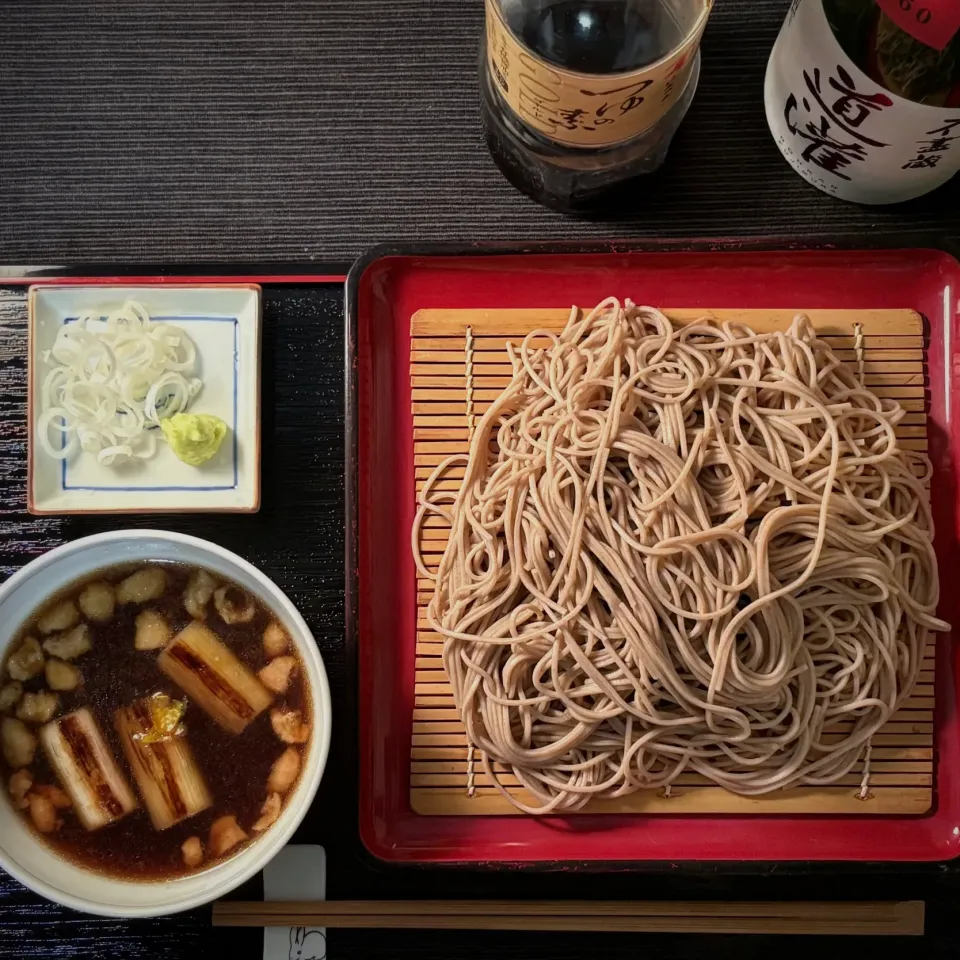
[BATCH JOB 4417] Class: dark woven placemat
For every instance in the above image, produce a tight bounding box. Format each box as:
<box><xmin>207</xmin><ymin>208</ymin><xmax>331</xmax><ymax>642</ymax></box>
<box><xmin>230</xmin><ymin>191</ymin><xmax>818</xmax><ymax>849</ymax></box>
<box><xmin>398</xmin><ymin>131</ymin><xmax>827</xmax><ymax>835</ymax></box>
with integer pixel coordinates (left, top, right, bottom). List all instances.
<box><xmin>0</xmin><ymin>0</ymin><xmax>957</xmax><ymax>265</ymax></box>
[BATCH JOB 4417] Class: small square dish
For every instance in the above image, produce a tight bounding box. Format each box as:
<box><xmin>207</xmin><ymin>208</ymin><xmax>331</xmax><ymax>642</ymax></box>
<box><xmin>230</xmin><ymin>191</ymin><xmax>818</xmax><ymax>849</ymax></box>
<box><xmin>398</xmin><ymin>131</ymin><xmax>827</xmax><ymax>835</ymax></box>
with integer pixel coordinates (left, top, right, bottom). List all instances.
<box><xmin>28</xmin><ymin>284</ymin><xmax>261</xmax><ymax>515</ymax></box>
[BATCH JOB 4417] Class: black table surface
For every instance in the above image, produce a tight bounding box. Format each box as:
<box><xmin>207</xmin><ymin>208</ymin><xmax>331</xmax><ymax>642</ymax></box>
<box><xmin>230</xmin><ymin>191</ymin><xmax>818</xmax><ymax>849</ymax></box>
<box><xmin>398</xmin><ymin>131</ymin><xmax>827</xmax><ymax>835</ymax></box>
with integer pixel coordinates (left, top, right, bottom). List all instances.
<box><xmin>2</xmin><ymin>0</ymin><xmax>960</xmax><ymax>958</ymax></box>
<box><xmin>0</xmin><ymin>0</ymin><xmax>959</xmax><ymax>262</ymax></box>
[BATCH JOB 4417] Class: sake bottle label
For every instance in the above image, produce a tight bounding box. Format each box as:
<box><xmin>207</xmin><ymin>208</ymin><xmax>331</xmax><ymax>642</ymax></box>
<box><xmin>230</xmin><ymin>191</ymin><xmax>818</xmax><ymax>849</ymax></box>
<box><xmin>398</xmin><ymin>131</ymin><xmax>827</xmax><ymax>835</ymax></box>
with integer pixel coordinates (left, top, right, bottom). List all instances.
<box><xmin>484</xmin><ymin>0</ymin><xmax>712</xmax><ymax>148</ymax></box>
<box><xmin>765</xmin><ymin>0</ymin><xmax>960</xmax><ymax>204</ymax></box>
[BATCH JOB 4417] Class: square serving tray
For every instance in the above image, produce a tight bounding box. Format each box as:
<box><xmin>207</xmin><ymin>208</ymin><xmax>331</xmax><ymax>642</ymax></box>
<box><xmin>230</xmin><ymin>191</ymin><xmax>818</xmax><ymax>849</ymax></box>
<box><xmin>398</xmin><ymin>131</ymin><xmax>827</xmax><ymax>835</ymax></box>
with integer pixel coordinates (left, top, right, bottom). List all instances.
<box><xmin>347</xmin><ymin>241</ymin><xmax>960</xmax><ymax>864</ymax></box>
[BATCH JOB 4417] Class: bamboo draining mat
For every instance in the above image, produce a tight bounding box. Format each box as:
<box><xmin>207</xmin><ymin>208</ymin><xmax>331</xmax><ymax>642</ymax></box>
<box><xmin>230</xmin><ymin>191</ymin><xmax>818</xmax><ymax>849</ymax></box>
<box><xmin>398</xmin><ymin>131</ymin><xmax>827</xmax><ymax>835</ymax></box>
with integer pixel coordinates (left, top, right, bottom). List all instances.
<box><xmin>411</xmin><ymin>307</ymin><xmax>934</xmax><ymax>817</ymax></box>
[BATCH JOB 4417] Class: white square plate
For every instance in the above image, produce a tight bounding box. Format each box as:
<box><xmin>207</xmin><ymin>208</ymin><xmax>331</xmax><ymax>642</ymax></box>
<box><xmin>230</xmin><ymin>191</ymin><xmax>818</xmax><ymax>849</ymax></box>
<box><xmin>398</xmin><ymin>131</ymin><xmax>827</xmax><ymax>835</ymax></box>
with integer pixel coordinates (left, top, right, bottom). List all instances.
<box><xmin>28</xmin><ymin>284</ymin><xmax>261</xmax><ymax>514</ymax></box>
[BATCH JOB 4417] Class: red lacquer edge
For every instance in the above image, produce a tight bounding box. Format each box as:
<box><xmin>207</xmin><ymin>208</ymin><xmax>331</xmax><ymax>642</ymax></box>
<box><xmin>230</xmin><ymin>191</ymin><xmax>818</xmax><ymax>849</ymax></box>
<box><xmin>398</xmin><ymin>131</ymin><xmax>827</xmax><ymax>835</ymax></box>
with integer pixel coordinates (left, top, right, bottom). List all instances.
<box><xmin>351</xmin><ymin>243</ymin><xmax>960</xmax><ymax>865</ymax></box>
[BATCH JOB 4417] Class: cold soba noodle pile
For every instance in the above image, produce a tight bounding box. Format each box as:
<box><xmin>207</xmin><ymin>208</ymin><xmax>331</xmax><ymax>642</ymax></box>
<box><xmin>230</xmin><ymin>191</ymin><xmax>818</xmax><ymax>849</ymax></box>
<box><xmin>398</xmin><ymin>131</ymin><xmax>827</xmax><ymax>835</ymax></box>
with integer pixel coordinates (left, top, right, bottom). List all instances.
<box><xmin>414</xmin><ymin>298</ymin><xmax>948</xmax><ymax>814</ymax></box>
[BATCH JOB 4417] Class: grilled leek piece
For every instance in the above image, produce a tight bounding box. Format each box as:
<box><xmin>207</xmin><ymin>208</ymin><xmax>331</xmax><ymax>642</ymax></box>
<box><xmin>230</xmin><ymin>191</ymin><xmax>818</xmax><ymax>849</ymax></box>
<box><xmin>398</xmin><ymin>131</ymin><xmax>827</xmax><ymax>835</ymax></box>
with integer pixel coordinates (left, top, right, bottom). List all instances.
<box><xmin>39</xmin><ymin>708</ymin><xmax>137</xmax><ymax>831</ymax></box>
<box><xmin>158</xmin><ymin>622</ymin><xmax>273</xmax><ymax>733</ymax></box>
<box><xmin>115</xmin><ymin>694</ymin><xmax>213</xmax><ymax>831</ymax></box>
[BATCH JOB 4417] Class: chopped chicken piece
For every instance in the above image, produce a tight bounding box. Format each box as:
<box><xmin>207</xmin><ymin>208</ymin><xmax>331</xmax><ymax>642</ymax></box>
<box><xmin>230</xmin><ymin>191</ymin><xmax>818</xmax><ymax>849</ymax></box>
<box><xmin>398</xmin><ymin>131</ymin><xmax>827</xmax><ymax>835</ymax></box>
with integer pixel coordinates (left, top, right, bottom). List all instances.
<box><xmin>181</xmin><ymin>836</ymin><xmax>204</xmax><ymax>868</ymax></box>
<box><xmin>270</xmin><ymin>708</ymin><xmax>310</xmax><ymax>745</ymax></box>
<box><xmin>8</xmin><ymin>769</ymin><xmax>33</xmax><ymax>808</ymax></box>
<box><xmin>258</xmin><ymin>656</ymin><xmax>297</xmax><ymax>695</ymax></box>
<box><xmin>262</xmin><ymin>622</ymin><xmax>290</xmax><ymax>658</ymax></box>
<box><xmin>252</xmin><ymin>792</ymin><xmax>282</xmax><ymax>832</ymax></box>
<box><xmin>208</xmin><ymin>815</ymin><xmax>248</xmax><ymax>858</ymax></box>
<box><xmin>213</xmin><ymin>586</ymin><xmax>256</xmax><ymax>625</ymax></box>
<box><xmin>7</xmin><ymin>637</ymin><xmax>45</xmax><ymax>681</ymax></box>
<box><xmin>16</xmin><ymin>690</ymin><xmax>60</xmax><ymax>725</ymax></box>
<box><xmin>134</xmin><ymin>610</ymin><xmax>172</xmax><ymax>651</ymax></box>
<box><xmin>33</xmin><ymin>783</ymin><xmax>72</xmax><ymax>809</ymax></box>
<box><xmin>42</xmin><ymin>624</ymin><xmax>91</xmax><ymax>661</ymax></box>
<box><xmin>28</xmin><ymin>791</ymin><xmax>61</xmax><ymax>833</ymax></box>
<box><xmin>116</xmin><ymin>567</ymin><xmax>167</xmax><ymax>605</ymax></box>
<box><xmin>36</xmin><ymin>600</ymin><xmax>80</xmax><ymax>635</ymax></box>
<box><xmin>2</xmin><ymin>717</ymin><xmax>37</xmax><ymax>768</ymax></box>
<box><xmin>183</xmin><ymin>570</ymin><xmax>217</xmax><ymax>620</ymax></box>
<box><xmin>78</xmin><ymin>581</ymin><xmax>115</xmax><ymax>622</ymax></box>
<box><xmin>45</xmin><ymin>659</ymin><xmax>81</xmax><ymax>692</ymax></box>
<box><xmin>0</xmin><ymin>682</ymin><xmax>23</xmax><ymax>712</ymax></box>
<box><xmin>267</xmin><ymin>747</ymin><xmax>301</xmax><ymax>795</ymax></box>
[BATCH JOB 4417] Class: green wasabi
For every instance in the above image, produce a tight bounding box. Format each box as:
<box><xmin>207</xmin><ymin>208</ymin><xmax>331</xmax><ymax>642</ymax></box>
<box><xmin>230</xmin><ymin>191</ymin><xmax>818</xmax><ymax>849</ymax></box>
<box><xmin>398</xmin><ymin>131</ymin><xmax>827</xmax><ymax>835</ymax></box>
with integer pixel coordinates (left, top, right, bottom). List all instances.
<box><xmin>160</xmin><ymin>413</ymin><xmax>227</xmax><ymax>466</ymax></box>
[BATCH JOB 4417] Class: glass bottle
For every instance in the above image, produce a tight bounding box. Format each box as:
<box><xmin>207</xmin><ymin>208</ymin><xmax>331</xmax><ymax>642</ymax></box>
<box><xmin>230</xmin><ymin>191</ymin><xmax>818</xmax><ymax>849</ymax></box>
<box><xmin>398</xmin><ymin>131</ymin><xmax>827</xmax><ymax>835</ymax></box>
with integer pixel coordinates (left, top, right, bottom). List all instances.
<box><xmin>765</xmin><ymin>0</ymin><xmax>960</xmax><ymax>204</ymax></box>
<box><xmin>480</xmin><ymin>0</ymin><xmax>714</xmax><ymax>213</ymax></box>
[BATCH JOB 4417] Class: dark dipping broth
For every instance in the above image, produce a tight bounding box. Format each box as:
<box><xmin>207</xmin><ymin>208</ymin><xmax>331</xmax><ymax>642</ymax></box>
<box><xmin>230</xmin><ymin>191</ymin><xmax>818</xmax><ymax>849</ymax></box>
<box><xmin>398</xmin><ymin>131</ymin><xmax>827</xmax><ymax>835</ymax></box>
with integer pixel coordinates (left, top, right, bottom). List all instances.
<box><xmin>0</xmin><ymin>562</ymin><xmax>311</xmax><ymax>880</ymax></box>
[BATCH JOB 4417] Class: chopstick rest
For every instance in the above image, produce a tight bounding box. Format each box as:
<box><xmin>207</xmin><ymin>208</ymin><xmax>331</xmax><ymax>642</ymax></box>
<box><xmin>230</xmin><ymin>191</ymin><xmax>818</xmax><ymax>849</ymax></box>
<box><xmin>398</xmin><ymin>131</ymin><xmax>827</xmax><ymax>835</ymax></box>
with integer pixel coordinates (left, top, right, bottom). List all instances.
<box><xmin>262</xmin><ymin>846</ymin><xmax>327</xmax><ymax>960</ymax></box>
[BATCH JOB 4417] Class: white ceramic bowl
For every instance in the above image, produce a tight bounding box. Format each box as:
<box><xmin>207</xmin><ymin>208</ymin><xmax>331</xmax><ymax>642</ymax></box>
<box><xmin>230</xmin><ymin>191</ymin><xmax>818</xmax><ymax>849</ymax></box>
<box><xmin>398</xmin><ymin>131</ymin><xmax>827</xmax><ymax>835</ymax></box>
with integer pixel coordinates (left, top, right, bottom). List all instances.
<box><xmin>0</xmin><ymin>530</ymin><xmax>332</xmax><ymax>917</ymax></box>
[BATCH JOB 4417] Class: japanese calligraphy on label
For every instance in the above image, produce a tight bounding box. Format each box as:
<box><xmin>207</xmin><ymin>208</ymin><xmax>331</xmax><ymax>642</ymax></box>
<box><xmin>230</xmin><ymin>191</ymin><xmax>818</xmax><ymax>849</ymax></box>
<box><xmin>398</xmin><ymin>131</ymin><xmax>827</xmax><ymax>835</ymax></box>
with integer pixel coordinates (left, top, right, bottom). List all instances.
<box><xmin>765</xmin><ymin>0</ymin><xmax>960</xmax><ymax>203</ymax></box>
<box><xmin>485</xmin><ymin>0</ymin><xmax>713</xmax><ymax>149</ymax></box>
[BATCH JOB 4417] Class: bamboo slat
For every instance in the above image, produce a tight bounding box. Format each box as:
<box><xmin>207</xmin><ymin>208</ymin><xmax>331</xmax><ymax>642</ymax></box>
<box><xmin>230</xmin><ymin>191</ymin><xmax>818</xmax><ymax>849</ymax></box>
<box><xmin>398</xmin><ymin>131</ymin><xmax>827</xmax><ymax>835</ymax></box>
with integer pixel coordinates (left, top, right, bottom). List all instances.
<box><xmin>410</xmin><ymin>787</ymin><xmax>934</xmax><ymax>816</ymax></box>
<box><xmin>412</xmin><ymin>334</ymin><xmax>925</xmax><ymax>351</ymax></box>
<box><xmin>408</xmin><ymin>307</ymin><xmax>934</xmax><ymax>818</ymax></box>
<box><xmin>411</xmin><ymin>744</ymin><xmax>933</xmax><ymax>761</ymax></box>
<box><xmin>410</xmin><ymin>308</ymin><xmax>923</xmax><ymax>337</ymax></box>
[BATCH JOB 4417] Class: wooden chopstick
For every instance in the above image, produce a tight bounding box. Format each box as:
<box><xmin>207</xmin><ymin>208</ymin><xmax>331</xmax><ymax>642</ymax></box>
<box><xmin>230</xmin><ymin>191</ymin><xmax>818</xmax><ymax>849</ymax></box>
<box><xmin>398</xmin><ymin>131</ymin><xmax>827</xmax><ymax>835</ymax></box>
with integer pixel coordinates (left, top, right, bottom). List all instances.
<box><xmin>212</xmin><ymin>899</ymin><xmax>924</xmax><ymax>936</ymax></box>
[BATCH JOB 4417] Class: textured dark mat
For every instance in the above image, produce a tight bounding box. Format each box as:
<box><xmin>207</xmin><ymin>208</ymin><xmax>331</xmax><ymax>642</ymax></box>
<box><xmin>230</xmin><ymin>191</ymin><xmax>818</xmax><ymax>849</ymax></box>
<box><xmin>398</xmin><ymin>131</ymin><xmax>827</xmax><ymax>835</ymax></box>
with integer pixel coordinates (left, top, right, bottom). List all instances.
<box><xmin>0</xmin><ymin>0</ymin><xmax>958</xmax><ymax>265</ymax></box>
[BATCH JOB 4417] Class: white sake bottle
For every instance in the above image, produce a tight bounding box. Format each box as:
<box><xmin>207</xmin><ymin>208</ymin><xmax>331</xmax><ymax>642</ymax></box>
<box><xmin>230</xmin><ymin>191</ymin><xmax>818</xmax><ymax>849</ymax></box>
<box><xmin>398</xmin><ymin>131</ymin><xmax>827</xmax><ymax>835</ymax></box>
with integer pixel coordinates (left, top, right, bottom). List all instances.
<box><xmin>765</xmin><ymin>0</ymin><xmax>960</xmax><ymax>204</ymax></box>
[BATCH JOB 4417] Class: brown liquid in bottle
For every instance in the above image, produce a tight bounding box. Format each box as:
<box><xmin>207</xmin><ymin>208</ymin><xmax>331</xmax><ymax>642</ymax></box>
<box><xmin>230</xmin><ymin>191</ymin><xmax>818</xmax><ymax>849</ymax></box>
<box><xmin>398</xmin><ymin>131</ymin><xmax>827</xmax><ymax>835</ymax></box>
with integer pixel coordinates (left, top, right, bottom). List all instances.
<box><xmin>481</xmin><ymin>0</ymin><xmax>698</xmax><ymax>212</ymax></box>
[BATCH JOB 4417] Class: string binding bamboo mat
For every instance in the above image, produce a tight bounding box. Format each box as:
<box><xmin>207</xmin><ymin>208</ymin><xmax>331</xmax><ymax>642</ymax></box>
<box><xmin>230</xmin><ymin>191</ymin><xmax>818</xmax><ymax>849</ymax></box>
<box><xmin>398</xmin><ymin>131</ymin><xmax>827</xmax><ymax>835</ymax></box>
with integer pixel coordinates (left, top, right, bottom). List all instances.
<box><xmin>410</xmin><ymin>307</ymin><xmax>935</xmax><ymax>817</ymax></box>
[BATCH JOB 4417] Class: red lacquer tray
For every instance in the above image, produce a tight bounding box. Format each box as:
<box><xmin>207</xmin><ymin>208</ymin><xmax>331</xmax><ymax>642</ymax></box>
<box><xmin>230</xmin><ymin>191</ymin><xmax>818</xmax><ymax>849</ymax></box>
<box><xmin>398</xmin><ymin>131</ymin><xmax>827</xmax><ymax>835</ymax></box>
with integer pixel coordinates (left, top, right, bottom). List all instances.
<box><xmin>346</xmin><ymin>242</ymin><xmax>960</xmax><ymax>863</ymax></box>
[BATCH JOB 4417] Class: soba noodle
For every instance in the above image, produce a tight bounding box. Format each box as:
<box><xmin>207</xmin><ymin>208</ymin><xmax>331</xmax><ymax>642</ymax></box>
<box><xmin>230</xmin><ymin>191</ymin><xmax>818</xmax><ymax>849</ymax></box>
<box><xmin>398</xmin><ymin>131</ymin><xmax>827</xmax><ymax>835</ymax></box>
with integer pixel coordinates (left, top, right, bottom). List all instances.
<box><xmin>413</xmin><ymin>299</ymin><xmax>948</xmax><ymax>814</ymax></box>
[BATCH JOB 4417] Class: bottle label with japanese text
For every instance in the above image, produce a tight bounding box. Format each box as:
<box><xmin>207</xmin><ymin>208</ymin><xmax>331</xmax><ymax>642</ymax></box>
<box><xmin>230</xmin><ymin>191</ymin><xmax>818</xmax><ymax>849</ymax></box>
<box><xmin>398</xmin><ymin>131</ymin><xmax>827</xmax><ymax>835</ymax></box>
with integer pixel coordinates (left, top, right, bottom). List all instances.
<box><xmin>484</xmin><ymin>0</ymin><xmax>713</xmax><ymax>149</ymax></box>
<box><xmin>765</xmin><ymin>0</ymin><xmax>960</xmax><ymax>204</ymax></box>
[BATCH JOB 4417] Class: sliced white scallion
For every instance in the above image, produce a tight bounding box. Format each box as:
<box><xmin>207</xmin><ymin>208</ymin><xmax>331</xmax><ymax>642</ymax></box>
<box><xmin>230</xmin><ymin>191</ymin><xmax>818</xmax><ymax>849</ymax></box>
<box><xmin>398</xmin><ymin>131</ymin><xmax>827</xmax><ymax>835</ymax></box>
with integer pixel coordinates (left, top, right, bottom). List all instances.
<box><xmin>38</xmin><ymin>301</ymin><xmax>204</xmax><ymax>466</ymax></box>
<box><xmin>37</xmin><ymin>408</ymin><xmax>78</xmax><ymax>460</ymax></box>
<box><xmin>144</xmin><ymin>371</ymin><xmax>199</xmax><ymax>426</ymax></box>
